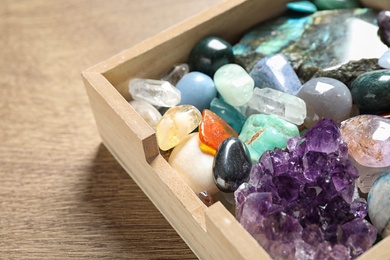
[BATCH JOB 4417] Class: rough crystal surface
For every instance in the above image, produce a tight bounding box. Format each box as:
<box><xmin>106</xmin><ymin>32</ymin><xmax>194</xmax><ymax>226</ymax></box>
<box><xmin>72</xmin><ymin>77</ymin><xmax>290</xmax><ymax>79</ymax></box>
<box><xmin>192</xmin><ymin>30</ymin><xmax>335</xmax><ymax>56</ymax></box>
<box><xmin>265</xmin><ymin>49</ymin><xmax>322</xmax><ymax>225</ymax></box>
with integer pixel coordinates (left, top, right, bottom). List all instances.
<box><xmin>235</xmin><ymin>119</ymin><xmax>377</xmax><ymax>260</ymax></box>
<box><xmin>246</xmin><ymin>87</ymin><xmax>306</xmax><ymax>125</ymax></box>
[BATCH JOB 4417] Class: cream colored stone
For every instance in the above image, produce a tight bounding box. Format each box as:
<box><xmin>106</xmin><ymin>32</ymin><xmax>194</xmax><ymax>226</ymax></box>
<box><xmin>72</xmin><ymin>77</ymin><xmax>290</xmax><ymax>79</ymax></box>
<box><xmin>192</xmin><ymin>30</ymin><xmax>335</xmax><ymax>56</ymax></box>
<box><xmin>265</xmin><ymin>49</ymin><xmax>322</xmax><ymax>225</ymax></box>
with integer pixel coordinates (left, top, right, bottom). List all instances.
<box><xmin>169</xmin><ymin>132</ymin><xmax>219</xmax><ymax>195</ymax></box>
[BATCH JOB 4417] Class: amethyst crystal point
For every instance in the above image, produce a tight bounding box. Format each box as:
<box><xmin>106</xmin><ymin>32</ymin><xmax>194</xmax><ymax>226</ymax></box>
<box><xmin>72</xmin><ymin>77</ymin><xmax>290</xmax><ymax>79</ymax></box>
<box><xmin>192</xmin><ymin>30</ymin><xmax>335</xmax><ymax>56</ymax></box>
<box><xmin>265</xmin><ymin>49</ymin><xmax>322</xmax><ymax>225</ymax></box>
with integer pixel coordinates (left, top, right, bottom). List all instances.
<box><xmin>234</xmin><ymin>119</ymin><xmax>377</xmax><ymax>259</ymax></box>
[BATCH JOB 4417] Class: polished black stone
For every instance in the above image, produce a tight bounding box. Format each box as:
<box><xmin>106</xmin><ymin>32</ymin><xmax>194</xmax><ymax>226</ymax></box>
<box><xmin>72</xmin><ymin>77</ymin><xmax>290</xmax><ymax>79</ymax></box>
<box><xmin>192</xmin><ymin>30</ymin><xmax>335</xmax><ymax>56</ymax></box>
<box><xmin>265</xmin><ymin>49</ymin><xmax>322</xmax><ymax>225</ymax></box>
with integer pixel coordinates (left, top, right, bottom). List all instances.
<box><xmin>213</xmin><ymin>137</ymin><xmax>251</xmax><ymax>193</ymax></box>
<box><xmin>188</xmin><ymin>36</ymin><xmax>234</xmax><ymax>77</ymax></box>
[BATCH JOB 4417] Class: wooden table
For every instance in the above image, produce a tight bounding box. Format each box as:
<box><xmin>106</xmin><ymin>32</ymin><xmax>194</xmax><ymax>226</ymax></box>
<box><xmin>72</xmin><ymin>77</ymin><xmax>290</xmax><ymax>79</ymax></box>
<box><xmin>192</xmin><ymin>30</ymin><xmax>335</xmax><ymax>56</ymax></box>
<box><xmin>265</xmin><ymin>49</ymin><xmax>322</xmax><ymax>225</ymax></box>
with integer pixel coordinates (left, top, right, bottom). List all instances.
<box><xmin>0</xmin><ymin>1</ymin><xmax>220</xmax><ymax>258</ymax></box>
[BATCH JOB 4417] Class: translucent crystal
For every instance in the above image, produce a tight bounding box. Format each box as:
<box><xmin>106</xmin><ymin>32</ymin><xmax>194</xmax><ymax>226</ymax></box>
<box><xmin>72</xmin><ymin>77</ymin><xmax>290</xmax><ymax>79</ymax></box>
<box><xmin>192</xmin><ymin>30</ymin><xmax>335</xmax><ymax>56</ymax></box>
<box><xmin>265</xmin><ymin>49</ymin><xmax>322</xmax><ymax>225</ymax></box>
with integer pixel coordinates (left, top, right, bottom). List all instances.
<box><xmin>128</xmin><ymin>78</ymin><xmax>181</xmax><ymax>107</ymax></box>
<box><xmin>160</xmin><ymin>63</ymin><xmax>189</xmax><ymax>86</ymax></box>
<box><xmin>246</xmin><ymin>87</ymin><xmax>306</xmax><ymax>125</ymax></box>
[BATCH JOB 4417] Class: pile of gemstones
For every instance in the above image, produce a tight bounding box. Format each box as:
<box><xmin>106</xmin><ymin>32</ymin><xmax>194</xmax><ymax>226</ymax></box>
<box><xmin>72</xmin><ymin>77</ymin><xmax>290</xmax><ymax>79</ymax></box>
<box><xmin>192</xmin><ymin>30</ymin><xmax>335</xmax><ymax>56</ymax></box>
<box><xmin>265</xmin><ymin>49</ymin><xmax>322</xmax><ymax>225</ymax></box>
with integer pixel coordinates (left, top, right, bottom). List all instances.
<box><xmin>127</xmin><ymin>2</ymin><xmax>390</xmax><ymax>259</ymax></box>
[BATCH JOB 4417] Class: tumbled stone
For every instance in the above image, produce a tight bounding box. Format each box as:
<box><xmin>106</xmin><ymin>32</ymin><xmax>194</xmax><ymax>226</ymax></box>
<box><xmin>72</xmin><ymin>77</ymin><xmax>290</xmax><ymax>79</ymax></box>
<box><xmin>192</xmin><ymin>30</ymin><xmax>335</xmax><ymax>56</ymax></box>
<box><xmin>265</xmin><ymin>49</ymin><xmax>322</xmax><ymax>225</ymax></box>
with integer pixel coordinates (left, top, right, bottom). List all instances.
<box><xmin>199</xmin><ymin>109</ymin><xmax>238</xmax><ymax>154</ymax></box>
<box><xmin>368</xmin><ymin>172</ymin><xmax>390</xmax><ymax>237</ymax></box>
<box><xmin>297</xmin><ymin>77</ymin><xmax>352</xmax><ymax>128</ymax></box>
<box><xmin>235</xmin><ymin>119</ymin><xmax>376</xmax><ymax>260</ymax></box>
<box><xmin>313</xmin><ymin>0</ymin><xmax>361</xmax><ymax>10</ymax></box>
<box><xmin>210</xmin><ymin>97</ymin><xmax>247</xmax><ymax>134</ymax></box>
<box><xmin>286</xmin><ymin>1</ymin><xmax>317</xmax><ymax>14</ymax></box>
<box><xmin>351</xmin><ymin>69</ymin><xmax>390</xmax><ymax>113</ymax></box>
<box><xmin>246</xmin><ymin>87</ymin><xmax>306</xmax><ymax>125</ymax></box>
<box><xmin>239</xmin><ymin>114</ymin><xmax>299</xmax><ymax>163</ymax></box>
<box><xmin>128</xmin><ymin>100</ymin><xmax>162</xmax><ymax>130</ymax></box>
<box><xmin>213</xmin><ymin>64</ymin><xmax>255</xmax><ymax>107</ymax></box>
<box><xmin>378</xmin><ymin>48</ymin><xmax>390</xmax><ymax>69</ymax></box>
<box><xmin>234</xmin><ymin>9</ymin><xmax>387</xmax><ymax>85</ymax></box>
<box><xmin>378</xmin><ymin>11</ymin><xmax>390</xmax><ymax>47</ymax></box>
<box><xmin>176</xmin><ymin>71</ymin><xmax>217</xmax><ymax>112</ymax></box>
<box><xmin>156</xmin><ymin>105</ymin><xmax>201</xmax><ymax>151</ymax></box>
<box><xmin>213</xmin><ymin>137</ymin><xmax>251</xmax><ymax>192</ymax></box>
<box><xmin>249</xmin><ymin>54</ymin><xmax>301</xmax><ymax>95</ymax></box>
<box><xmin>341</xmin><ymin>115</ymin><xmax>390</xmax><ymax>168</ymax></box>
<box><xmin>129</xmin><ymin>78</ymin><xmax>181</xmax><ymax>107</ymax></box>
<box><xmin>188</xmin><ymin>36</ymin><xmax>234</xmax><ymax>77</ymax></box>
<box><xmin>169</xmin><ymin>132</ymin><xmax>219</xmax><ymax>195</ymax></box>
<box><xmin>160</xmin><ymin>63</ymin><xmax>189</xmax><ymax>86</ymax></box>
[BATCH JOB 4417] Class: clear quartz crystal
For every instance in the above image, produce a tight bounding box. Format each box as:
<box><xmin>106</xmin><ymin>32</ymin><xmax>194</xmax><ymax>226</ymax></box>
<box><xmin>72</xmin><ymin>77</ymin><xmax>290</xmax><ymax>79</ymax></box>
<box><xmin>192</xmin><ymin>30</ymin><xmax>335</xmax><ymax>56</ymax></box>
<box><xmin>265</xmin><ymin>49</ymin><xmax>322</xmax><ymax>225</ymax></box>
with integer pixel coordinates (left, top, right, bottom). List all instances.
<box><xmin>128</xmin><ymin>78</ymin><xmax>181</xmax><ymax>107</ymax></box>
<box><xmin>160</xmin><ymin>63</ymin><xmax>189</xmax><ymax>86</ymax></box>
<box><xmin>246</xmin><ymin>87</ymin><xmax>306</xmax><ymax>125</ymax></box>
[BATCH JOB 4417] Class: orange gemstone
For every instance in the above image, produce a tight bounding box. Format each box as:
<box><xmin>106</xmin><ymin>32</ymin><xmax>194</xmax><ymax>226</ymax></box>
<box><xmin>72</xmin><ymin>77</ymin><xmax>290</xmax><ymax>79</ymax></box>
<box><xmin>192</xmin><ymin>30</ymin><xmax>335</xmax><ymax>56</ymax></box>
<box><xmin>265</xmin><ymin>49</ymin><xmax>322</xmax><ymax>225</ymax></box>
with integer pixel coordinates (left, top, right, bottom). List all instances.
<box><xmin>199</xmin><ymin>109</ymin><xmax>238</xmax><ymax>152</ymax></box>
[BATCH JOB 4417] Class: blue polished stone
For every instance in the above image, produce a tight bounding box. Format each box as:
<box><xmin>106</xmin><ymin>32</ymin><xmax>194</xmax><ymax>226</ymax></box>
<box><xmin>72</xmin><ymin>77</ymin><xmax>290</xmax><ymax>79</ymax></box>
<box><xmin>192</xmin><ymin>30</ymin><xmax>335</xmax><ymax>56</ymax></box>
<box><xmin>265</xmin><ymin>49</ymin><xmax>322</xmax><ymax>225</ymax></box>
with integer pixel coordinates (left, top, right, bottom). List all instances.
<box><xmin>249</xmin><ymin>54</ymin><xmax>302</xmax><ymax>95</ymax></box>
<box><xmin>286</xmin><ymin>1</ymin><xmax>317</xmax><ymax>14</ymax></box>
<box><xmin>176</xmin><ymin>72</ymin><xmax>217</xmax><ymax>112</ymax></box>
<box><xmin>210</xmin><ymin>97</ymin><xmax>247</xmax><ymax>133</ymax></box>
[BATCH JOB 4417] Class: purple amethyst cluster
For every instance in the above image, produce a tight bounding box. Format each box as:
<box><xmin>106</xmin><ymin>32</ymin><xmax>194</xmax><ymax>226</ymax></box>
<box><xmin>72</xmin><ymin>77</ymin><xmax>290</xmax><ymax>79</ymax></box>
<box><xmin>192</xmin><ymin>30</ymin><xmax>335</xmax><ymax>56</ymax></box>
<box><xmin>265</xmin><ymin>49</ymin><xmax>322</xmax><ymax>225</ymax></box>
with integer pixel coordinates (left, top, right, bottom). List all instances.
<box><xmin>234</xmin><ymin>119</ymin><xmax>377</xmax><ymax>259</ymax></box>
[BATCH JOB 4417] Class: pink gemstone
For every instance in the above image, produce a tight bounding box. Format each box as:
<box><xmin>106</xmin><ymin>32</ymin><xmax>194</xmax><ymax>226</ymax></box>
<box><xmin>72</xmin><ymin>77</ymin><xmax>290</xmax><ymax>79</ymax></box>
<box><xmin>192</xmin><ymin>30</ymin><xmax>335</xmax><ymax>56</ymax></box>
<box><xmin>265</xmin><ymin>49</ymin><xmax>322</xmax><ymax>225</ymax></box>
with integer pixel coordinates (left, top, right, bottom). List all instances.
<box><xmin>341</xmin><ymin>115</ymin><xmax>390</xmax><ymax>168</ymax></box>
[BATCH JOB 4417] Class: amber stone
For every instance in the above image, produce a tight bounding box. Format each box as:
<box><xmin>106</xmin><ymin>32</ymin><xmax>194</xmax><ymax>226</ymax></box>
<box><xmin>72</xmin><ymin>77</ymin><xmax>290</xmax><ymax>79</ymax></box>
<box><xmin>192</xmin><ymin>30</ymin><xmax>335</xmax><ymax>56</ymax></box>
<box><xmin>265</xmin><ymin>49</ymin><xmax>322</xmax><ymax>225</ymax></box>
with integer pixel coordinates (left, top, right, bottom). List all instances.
<box><xmin>199</xmin><ymin>109</ymin><xmax>238</xmax><ymax>153</ymax></box>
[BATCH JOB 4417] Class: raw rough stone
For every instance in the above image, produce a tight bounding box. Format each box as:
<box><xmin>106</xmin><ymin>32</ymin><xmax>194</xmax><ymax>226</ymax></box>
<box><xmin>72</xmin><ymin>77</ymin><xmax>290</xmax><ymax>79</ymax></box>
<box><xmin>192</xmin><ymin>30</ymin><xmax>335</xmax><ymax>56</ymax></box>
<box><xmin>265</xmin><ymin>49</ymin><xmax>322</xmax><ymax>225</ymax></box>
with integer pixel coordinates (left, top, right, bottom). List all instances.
<box><xmin>160</xmin><ymin>63</ymin><xmax>189</xmax><ymax>86</ymax></box>
<box><xmin>128</xmin><ymin>100</ymin><xmax>161</xmax><ymax>130</ymax></box>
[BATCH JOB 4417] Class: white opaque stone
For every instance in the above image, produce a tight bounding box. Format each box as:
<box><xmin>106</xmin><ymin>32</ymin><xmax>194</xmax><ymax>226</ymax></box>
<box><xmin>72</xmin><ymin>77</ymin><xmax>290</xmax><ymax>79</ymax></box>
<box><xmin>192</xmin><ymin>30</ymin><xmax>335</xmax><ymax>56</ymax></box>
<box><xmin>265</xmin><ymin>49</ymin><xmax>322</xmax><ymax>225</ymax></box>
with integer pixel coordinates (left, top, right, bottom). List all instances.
<box><xmin>378</xmin><ymin>48</ymin><xmax>390</xmax><ymax>69</ymax></box>
<box><xmin>129</xmin><ymin>78</ymin><xmax>181</xmax><ymax>107</ymax></box>
<box><xmin>169</xmin><ymin>133</ymin><xmax>219</xmax><ymax>195</ymax></box>
<box><xmin>246</xmin><ymin>87</ymin><xmax>306</xmax><ymax>125</ymax></box>
<box><xmin>297</xmin><ymin>77</ymin><xmax>352</xmax><ymax>128</ymax></box>
<box><xmin>129</xmin><ymin>100</ymin><xmax>161</xmax><ymax>130</ymax></box>
<box><xmin>213</xmin><ymin>64</ymin><xmax>254</xmax><ymax>106</ymax></box>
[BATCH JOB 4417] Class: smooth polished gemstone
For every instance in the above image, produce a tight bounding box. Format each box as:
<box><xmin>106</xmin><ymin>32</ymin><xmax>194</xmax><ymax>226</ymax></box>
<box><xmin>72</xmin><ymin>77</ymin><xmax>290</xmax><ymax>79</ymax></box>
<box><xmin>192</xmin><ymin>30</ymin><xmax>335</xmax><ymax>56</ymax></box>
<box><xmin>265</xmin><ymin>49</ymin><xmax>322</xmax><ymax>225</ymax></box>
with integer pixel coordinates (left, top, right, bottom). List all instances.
<box><xmin>199</xmin><ymin>109</ymin><xmax>238</xmax><ymax>154</ymax></box>
<box><xmin>351</xmin><ymin>70</ymin><xmax>390</xmax><ymax>113</ymax></box>
<box><xmin>246</xmin><ymin>87</ymin><xmax>306</xmax><ymax>125</ymax></box>
<box><xmin>297</xmin><ymin>77</ymin><xmax>352</xmax><ymax>128</ymax></box>
<box><xmin>313</xmin><ymin>0</ymin><xmax>360</xmax><ymax>10</ymax></box>
<box><xmin>379</xmin><ymin>48</ymin><xmax>390</xmax><ymax>69</ymax></box>
<box><xmin>156</xmin><ymin>105</ymin><xmax>201</xmax><ymax>151</ymax></box>
<box><xmin>368</xmin><ymin>172</ymin><xmax>390</xmax><ymax>237</ymax></box>
<box><xmin>128</xmin><ymin>100</ymin><xmax>162</xmax><ymax>130</ymax></box>
<box><xmin>160</xmin><ymin>63</ymin><xmax>189</xmax><ymax>85</ymax></box>
<box><xmin>239</xmin><ymin>114</ymin><xmax>300</xmax><ymax>163</ymax></box>
<box><xmin>213</xmin><ymin>137</ymin><xmax>251</xmax><ymax>192</ymax></box>
<box><xmin>213</xmin><ymin>64</ymin><xmax>255</xmax><ymax>107</ymax></box>
<box><xmin>168</xmin><ymin>132</ymin><xmax>219</xmax><ymax>195</ymax></box>
<box><xmin>286</xmin><ymin>1</ymin><xmax>317</xmax><ymax>14</ymax></box>
<box><xmin>249</xmin><ymin>54</ymin><xmax>301</xmax><ymax>95</ymax></box>
<box><xmin>210</xmin><ymin>97</ymin><xmax>247</xmax><ymax>133</ymax></box>
<box><xmin>176</xmin><ymin>72</ymin><xmax>217</xmax><ymax>112</ymax></box>
<box><xmin>129</xmin><ymin>78</ymin><xmax>181</xmax><ymax>107</ymax></box>
<box><xmin>378</xmin><ymin>11</ymin><xmax>390</xmax><ymax>47</ymax></box>
<box><xmin>341</xmin><ymin>115</ymin><xmax>390</xmax><ymax>168</ymax></box>
<box><xmin>188</xmin><ymin>36</ymin><xmax>234</xmax><ymax>77</ymax></box>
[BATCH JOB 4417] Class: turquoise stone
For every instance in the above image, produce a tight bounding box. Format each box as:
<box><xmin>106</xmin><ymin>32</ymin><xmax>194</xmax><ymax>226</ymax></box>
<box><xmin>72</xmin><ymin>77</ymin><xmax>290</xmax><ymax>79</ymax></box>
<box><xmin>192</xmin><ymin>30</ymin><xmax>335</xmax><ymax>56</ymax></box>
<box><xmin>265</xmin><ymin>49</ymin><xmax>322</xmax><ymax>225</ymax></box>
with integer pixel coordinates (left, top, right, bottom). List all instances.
<box><xmin>233</xmin><ymin>9</ymin><xmax>387</xmax><ymax>84</ymax></box>
<box><xmin>314</xmin><ymin>0</ymin><xmax>361</xmax><ymax>10</ymax></box>
<box><xmin>286</xmin><ymin>1</ymin><xmax>317</xmax><ymax>14</ymax></box>
<box><xmin>213</xmin><ymin>137</ymin><xmax>251</xmax><ymax>192</ymax></box>
<box><xmin>210</xmin><ymin>97</ymin><xmax>247</xmax><ymax>134</ymax></box>
<box><xmin>176</xmin><ymin>71</ymin><xmax>217</xmax><ymax>112</ymax></box>
<box><xmin>351</xmin><ymin>70</ymin><xmax>390</xmax><ymax>113</ymax></box>
<box><xmin>249</xmin><ymin>54</ymin><xmax>301</xmax><ymax>95</ymax></box>
<box><xmin>188</xmin><ymin>36</ymin><xmax>234</xmax><ymax>77</ymax></box>
<box><xmin>239</xmin><ymin>114</ymin><xmax>300</xmax><ymax>163</ymax></box>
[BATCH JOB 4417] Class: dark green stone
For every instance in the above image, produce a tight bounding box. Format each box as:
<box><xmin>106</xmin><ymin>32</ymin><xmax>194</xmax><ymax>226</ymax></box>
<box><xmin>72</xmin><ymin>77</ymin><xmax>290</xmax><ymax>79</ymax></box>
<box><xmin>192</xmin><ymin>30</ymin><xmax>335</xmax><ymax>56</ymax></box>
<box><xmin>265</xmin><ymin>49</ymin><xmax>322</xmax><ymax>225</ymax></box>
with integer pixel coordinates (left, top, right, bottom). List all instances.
<box><xmin>233</xmin><ymin>9</ymin><xmax>387</xmax><ymax>85</ymax></box>
<box><xmin>351</xmin><ymin>70</ymin><xmax>390</xmax><ymax>113</ymax></box>
<box><xmin>210</xmin><ymin>97</ymin><xmax>247</xmax><ymax>134</ymax></box>
<box><xmin>314</xmin><ymin>0</ymin><xmax>361</xmax><ymax>10</ymax></box>
<box><xmin>188</xmin><ymin>36</ymin><xmax>234</xmax><ymax>77</ymax></box>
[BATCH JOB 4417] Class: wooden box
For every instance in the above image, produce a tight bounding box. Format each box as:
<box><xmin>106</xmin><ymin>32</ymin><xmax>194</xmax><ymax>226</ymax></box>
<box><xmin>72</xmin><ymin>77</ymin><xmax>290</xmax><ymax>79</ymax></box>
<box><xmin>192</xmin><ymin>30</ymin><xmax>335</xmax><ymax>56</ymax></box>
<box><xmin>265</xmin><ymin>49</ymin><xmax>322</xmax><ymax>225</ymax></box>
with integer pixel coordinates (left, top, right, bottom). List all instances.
<box><xmin>82</xmin><ymin>0</ymin><xmax>390</xmax><ymax>258</ymax></box>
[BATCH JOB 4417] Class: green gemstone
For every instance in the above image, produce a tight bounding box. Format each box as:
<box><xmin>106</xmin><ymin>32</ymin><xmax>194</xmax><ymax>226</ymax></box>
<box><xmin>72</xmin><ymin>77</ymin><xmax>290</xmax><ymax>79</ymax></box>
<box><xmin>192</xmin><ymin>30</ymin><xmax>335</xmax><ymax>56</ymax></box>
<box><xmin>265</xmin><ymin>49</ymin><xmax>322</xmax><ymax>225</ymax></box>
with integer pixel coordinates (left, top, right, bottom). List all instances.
<box><xmin>210</xmin><ymin>97</ymin><xmax>247</xmax><ymax>133</ymax></box>
<box><xmin>286</xmin><ymin>1</ymin><xmax>317</xmax><ymax>14</ymax></box>
<box><xmin>314</xmin><ymin>0</ymin><xmax>361</xmax><ymax>10</ymax></box>
<box><xmin>188</xmin><ymin>36</ymin><xmax>234</xmax><ymax>77</ymax></box>
<box><xmin>239</xmin><ymin>114</ymin><xmax>299</xmax><ymax>163</ymax></box>
<box><xmin>351</xmin><ymin>70</ymin><xmax>390</xmax><ymax>113</ymax></box>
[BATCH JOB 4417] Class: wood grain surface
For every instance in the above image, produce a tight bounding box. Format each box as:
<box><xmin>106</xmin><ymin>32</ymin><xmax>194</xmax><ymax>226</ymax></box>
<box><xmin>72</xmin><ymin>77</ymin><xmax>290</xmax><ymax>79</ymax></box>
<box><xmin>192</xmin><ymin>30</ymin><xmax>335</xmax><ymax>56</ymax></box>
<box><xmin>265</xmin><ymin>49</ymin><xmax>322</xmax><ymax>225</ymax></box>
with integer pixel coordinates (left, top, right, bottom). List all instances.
<box><xmin>0</xmin><ymin>1</ymin><xmax>220</xmax><ymax>259</ymax></box>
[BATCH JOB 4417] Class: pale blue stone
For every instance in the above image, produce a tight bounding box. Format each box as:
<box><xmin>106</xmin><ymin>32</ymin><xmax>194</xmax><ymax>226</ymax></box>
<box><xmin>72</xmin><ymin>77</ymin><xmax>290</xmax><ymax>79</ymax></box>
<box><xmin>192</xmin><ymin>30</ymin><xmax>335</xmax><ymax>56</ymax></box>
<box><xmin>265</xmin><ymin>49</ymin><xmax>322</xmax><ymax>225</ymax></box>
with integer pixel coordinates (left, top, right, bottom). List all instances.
<box><xmin>249</xmin><ymin>54</ymin><xmax>302</xmax><ymax>95</ymax></box>
<box><xmin>286</xmin><ymin>1</ymin><xmax>317</xmax><ymax>14</ymax></box>
<box><xmin>176</xmin><ymin>72</ymin><xmax>217</xmax><ymax>111</ymax></box>
<box><xmin>368</xmin><ymin>172</ymin><xmax>390</xmax><ymax>236</ymax></box>
<box><xmin>378</xmin><ymin>48</ymin><xmax>390</xmax><ymax>69</ymax></box>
